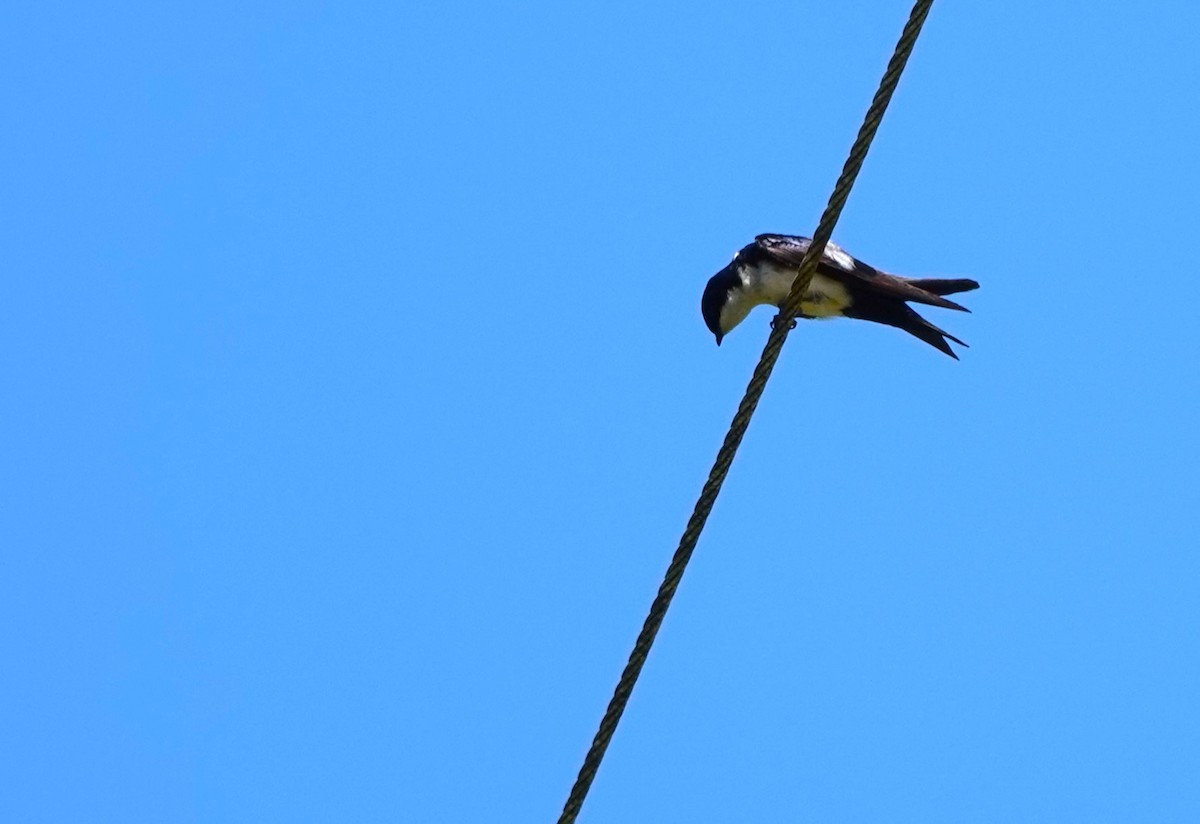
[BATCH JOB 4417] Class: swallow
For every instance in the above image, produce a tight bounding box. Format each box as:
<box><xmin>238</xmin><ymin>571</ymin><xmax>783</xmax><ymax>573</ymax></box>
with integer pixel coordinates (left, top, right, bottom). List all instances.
<box><xmin>701</xmin><ymin>233</ymin><xmax>979</xmax><ymax>358</ymax></box>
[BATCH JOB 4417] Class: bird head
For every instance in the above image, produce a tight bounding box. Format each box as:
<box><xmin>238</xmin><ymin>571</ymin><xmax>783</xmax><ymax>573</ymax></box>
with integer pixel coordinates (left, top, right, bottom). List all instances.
<box><xmin>701</xmin><ymin>263</ymin><xmax>749</xmax><ymax>346</ymax></box>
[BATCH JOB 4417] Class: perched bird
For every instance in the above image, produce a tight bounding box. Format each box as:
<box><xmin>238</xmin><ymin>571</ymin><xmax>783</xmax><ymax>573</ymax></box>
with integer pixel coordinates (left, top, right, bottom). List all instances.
<box><xmin>701</xmin><ymin>233</ymin><xmax>979</xmax><ymax>358</ymax></box>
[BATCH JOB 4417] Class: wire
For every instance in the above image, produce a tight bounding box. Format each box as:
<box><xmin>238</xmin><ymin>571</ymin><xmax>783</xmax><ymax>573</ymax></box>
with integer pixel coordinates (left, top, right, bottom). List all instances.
<box><xmin>557</xmin><ymin>2</ymin><xmax>936</xmax><ymax>821</ymax></box>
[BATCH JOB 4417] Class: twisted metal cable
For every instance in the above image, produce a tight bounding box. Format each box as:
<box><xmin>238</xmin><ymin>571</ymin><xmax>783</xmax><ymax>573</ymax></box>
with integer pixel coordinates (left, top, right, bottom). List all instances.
<box><xmin>558</xmin><ymin>2</ymin><xmax>935</xmax><ymax>821</ymax></box>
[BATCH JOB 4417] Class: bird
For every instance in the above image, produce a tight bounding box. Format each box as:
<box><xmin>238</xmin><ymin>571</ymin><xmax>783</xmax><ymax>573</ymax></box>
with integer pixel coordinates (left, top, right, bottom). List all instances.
<box><xmin>701</xmin><ymin>233</ymin><xmax>979</xmax><ymax>358</ymax></box>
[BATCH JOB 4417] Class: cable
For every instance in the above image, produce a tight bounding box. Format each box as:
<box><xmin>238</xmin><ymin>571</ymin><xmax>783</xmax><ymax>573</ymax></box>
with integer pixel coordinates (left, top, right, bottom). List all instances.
<box><xmin>557</xmin><ymin>2</ymin><xmax>936</xmax><ymax>821</ymax></box>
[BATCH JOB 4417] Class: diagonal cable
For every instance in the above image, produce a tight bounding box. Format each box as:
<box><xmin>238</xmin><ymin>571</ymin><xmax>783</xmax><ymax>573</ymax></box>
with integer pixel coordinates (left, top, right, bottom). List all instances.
<box><xmin>557</xmin><ymin>2</ymin><xmax>935</xmax><ymax>821</ymax></box>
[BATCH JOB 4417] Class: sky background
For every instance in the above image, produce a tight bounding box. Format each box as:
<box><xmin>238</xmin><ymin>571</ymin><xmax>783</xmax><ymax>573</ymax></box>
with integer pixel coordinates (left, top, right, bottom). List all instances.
<box><xmin>4</xmin><ymin>1</ymin><xmax>1200</xmax><ymax>821</ymax></box>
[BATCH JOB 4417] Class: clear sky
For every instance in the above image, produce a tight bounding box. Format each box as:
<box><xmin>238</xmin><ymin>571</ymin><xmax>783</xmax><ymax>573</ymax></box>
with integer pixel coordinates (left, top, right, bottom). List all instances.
<box><xmin>4</xmin><ymin>1</ymin><xmax>1200</xmax><ymax>821</ymax></box>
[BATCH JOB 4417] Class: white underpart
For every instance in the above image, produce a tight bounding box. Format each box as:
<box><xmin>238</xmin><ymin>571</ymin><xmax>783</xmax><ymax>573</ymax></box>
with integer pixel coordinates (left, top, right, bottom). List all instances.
<box><xmin>718</xmin><ymin>262</ymin><xmax>852</xmax><ymax>334</ymax></box>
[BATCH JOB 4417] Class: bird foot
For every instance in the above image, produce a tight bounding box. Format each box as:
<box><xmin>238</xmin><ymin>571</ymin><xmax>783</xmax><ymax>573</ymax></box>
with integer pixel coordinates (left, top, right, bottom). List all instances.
<box><xmin>770</xmin><ymin>315</ymin><xmax>798</xmax><ymax>332</ymax></box>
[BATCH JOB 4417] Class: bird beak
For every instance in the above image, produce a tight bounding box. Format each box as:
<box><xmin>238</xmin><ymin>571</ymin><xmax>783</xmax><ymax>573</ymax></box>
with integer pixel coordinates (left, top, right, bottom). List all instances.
<box><xmin>715</xmin><ymin>334</ymin><xmax>723</xmax><ymax>347</ymax></box>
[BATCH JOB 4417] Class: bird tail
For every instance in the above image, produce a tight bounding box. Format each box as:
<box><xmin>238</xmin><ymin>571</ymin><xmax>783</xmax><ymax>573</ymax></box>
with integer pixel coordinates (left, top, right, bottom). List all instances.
<box><xmin>895</xmin><ymin>308</ymin><xmax>968</xmax><ymax>359</ymax></box>
<box><xmin>845</xmin><ymin>297</ymin><xmax>969</xmax><ymax>359</ymax></box>
<box><xmin>904</xmin><ymin>277</ymin><xmax>980</xmax><ymax>297</ymax></box>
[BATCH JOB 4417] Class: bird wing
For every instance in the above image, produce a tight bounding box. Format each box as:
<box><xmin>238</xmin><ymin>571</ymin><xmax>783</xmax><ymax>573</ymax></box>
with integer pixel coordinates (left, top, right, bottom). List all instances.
<box><xmin>753</xmin><ymin>233</ymin><xmax>971</xmax><ymax>312</ymax></box>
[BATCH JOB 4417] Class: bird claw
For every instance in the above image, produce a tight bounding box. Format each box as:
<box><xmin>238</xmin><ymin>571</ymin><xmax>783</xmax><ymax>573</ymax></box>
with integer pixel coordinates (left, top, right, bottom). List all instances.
<box><xmin>771</xmin><ymin>315</ymin><xmax>798</xmax><ymax>332</ymax></box>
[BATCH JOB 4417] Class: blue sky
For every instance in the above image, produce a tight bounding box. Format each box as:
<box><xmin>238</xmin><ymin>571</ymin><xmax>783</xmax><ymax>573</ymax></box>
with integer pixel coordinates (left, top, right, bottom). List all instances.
<box><xmin>4</xmin><ymin>1</ymin><xmax>1200</xmax><ymax>821</ymax></box>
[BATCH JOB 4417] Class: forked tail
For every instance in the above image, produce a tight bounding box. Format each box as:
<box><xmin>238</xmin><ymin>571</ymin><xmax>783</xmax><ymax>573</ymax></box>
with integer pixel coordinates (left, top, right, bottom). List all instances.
<box><xmin>905</xmin><ymin>277</ymin><xmax>980</xmax><ymax>297</ymax></box>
